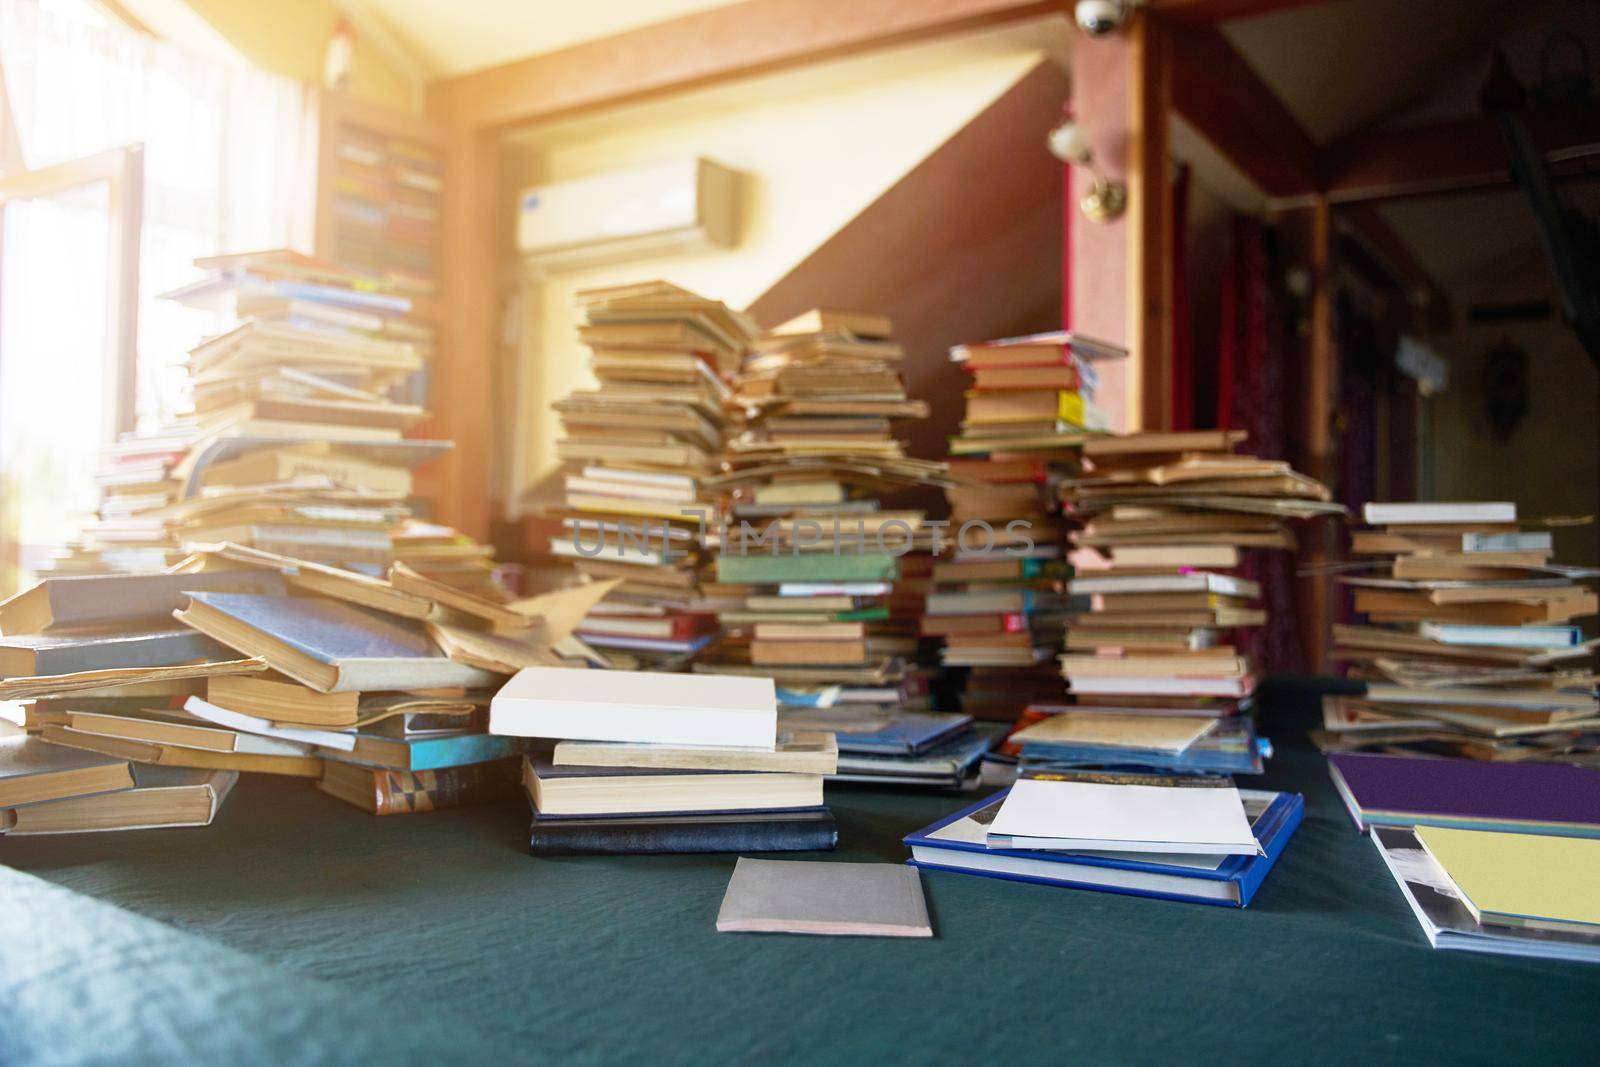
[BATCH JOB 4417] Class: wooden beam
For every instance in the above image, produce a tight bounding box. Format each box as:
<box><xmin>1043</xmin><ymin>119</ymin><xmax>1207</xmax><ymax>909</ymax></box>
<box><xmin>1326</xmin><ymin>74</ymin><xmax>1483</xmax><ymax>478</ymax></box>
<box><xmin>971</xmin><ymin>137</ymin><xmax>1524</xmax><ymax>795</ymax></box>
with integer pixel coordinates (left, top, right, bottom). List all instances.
<box><xmin>1151</xmin><ymin>0</ymin><xmax>1326</xmax><ymax>19</ymax></box>
<box><xmin>1338</xmin><ymin>203</ymin><xmax>1451</xmax><ymax>331</ymax></box>
<box><xmin>1167</xmin><ymin>23</ymin><xmax>1319</xmax><ymax>197</ymax></box>
<box><xmin>1128</xmin><ymin>10</ymin><xmax>1173</xmax><ymax>430</ymax></box>
<box><xmin>429</xmin><ymin>0</ymin><xmax>1060</xmax><ymax>131</ymax></box>
<box><xmin>1324</xmin><ymin>101</ymin><xmax>1600</xmax><ymax>203</ymax></box>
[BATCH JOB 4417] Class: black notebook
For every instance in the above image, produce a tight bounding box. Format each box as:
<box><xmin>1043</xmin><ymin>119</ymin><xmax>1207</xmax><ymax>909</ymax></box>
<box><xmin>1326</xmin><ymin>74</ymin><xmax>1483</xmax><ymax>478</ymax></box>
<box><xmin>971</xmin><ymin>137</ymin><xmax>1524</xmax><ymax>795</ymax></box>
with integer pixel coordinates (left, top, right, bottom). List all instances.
<box><xmin>529</xmin><ymin>807</ymin><xmax>838</xmax><ymax>856</ymax></box>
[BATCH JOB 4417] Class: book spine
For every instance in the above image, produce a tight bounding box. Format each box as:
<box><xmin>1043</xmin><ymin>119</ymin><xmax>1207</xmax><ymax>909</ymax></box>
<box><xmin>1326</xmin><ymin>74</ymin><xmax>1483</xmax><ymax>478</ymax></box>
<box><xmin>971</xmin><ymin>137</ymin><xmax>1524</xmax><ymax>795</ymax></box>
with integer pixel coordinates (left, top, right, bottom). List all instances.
<box><xmin>371</xmin><ymin>759</ymin><xmax>518</xmax><ymax>815</ymax></box>
<box><xmin>528</xmin><ymin>816</ymin><xmax>838</xmax><ymax>856</ymax></box>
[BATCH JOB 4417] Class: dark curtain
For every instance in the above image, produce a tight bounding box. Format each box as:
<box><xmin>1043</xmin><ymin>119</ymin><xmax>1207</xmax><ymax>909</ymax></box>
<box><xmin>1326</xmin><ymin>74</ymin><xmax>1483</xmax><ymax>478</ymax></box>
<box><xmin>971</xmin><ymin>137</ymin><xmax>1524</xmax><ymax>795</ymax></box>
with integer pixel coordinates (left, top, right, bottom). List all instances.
<box><xmin>1218</xmin><ymin>218</ymin><xmax>1299</xmax><ymax>673</ymax></box>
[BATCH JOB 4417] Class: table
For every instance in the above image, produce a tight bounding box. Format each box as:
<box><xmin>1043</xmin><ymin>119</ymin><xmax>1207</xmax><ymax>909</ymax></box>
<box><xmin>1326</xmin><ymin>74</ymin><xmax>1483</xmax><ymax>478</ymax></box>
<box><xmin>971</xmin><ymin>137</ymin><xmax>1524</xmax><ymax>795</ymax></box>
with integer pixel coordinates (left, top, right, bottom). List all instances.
<box><xmin>4</xmin><ymin>679</ymin><xmax>1599</xmax><ymax>1064</ymax></box>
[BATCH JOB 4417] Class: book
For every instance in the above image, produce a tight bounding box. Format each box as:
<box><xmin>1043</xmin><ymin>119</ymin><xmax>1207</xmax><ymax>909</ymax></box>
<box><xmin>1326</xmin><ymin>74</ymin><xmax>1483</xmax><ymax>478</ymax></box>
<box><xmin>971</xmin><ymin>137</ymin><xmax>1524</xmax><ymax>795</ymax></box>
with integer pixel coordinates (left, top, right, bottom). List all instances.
<box><xmin>833</xmin><ymin>726</ymin><xmax>997</xmax><ymax>788</ymax></box>
<box><xmin>715</xmin><ymin>553</ymin><xmax>899</xmax><ymax>584</ymax></box>
<box><xmin>63</xmin><ymin>710</ymin><xmax>312</xmax><ymax>757</ymax></box>
<box><xmin>204</xmin><ymin>674</ymin><xmax>361</xmax><ymax>726</ymax></box>
<box><xmin>0</xmin><ymin>736</ymin><xmax>134</xmax><ymax>809</ymax></box>
<box><xmin>1371</xmin><ymin>826</ymin><xmax>1600</xmax><ymax>963</ymax></box>
<box><xmin>1008</xmin><ymin>712</ymin><xmax>1215</xmax><ymax>756</ymax></box>
<box><xmin>778</xmin><ymin>710</ymin><xmax>973</xmax><ymax>756</ymax></box>
<box><xmin>552</xmin><ymin>732</ymin><xmax>837</xmax><ymax>774</ymax></box>
<box><xmin>174</xmin><ymin>592</ymin><xmax>498</xmax><ymax>693</ymax></box>
<box><xmin>0</xmin><ymin>628</ymin><xmax>230</xmax><ymax>677</ymax></box>
<box><xmin>3</xmin><ymin>767</ymin><xmax>234</xmax><ymax>834</ymax></box>
<box><xmin>490</xmin><ymin>666</ymin><xmax>776</xmax><ymax>749</ymax></box>
<box><xmin>529</xmin><ymin>808</ymin><xmax>838</xmax><ymax>855</ymax></box>
<box><xmin>1327</xmin><ymin>752</ymin><xmax>1600</xmax><ymax>837</ymax></box>
<box><xmin>715</xmin><ymin>858</ymin><xmax>932</xmax><ymax>937</ymax></box>
<box><xmin>1362</xmin><ymin>501</ymin><xmax>1517</xmax><ymax>525</ymax></box>
<box><xmin>523</xmin><ymin>758</ymin><xmax>822</xmax><ymax>817</ymax></box>
<box><xmin>317</xmin><ymin>758</ymin><xmax>519</xmax><ymax>815</ymax></box>
<box><xmin>1416</xmin><ymin>826</ymin><xmax>1600</xmax><ymax>935</ymax></box>
<box><xmin>987</xmin><ymin>776</ymin><xmax>1262</xmax><ymax>855</ymax></box>
<box><xmin>906</xmin><ymin>789</ymin><xmax>1303</xmax><ymax>907</ymax></box>
<box><xmin>0</xmin><ymin>570</ymin><xmax>285</xmax><ymax>633</ymax></box>
<box><xmin>39</xmin><ymin>725</ymin><xmax>322</xmax><ymax>777</ymax></box>
<box><xmin>321</xmin><ymin>731</ymin><xmax>526</xmax><ymax>772</ymax></box>
<box><xmin>1417</xmin><ymin>622</ymin><xmax>1582</xmax><ymax>649</ymax></box>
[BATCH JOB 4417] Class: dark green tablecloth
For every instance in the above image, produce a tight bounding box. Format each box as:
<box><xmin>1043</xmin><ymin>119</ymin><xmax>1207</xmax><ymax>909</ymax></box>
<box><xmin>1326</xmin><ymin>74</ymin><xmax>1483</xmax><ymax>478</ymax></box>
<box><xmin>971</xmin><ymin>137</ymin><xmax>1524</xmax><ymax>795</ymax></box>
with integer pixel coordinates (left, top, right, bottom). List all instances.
<box><xmin>4</xmin><ymin>679</ymin><xmax>1599</xmax><ymax>1064</ymax></box>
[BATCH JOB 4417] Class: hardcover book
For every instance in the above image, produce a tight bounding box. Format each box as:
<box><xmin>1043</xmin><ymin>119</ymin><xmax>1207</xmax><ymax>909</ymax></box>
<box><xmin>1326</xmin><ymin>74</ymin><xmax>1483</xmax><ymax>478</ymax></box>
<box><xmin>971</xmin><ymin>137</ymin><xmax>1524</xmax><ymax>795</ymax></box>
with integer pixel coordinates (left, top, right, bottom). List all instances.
<box><xmin>529</xmin><ymin>807</ymin><xmax>837</xmax><ymax>855</ymax></box>
<box><xmin>1328</xmin><ymin>752</ymin><xmax>1600</xmax><ymax>837</ymax></box>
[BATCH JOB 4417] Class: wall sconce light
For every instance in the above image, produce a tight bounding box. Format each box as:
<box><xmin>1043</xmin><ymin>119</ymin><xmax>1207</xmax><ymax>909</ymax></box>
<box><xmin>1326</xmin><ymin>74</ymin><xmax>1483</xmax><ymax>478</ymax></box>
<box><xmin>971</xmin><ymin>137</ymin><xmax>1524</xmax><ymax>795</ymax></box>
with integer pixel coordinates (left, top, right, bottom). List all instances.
<box><xmin>1047</xmin><ymin>116</ymin><xmax>1127</xmax><ymax>223</ymax></box>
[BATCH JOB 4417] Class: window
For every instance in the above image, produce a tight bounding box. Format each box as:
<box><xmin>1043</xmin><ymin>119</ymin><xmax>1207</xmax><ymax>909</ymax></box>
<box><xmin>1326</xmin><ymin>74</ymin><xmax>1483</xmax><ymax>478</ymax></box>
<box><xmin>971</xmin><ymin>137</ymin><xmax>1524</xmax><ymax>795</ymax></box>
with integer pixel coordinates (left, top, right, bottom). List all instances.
<box><xmin>0</xmin><ymin>0</ymin><xmax>305</xmax><ymax>588</ymax></box>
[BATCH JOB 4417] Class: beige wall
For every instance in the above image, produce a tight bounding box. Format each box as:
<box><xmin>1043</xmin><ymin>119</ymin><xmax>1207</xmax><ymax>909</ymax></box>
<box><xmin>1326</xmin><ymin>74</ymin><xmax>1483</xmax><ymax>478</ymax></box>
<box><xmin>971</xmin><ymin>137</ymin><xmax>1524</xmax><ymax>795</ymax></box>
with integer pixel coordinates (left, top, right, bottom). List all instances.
<box><xmin>1429</xmin><ymin>260</ymin><xmax>1600</xmax><ymax>565</ymax></box>
<box><xmin>498</xmin><ymin>31</ymin><xmax>1063</xmax><ymax>511</ymax></box>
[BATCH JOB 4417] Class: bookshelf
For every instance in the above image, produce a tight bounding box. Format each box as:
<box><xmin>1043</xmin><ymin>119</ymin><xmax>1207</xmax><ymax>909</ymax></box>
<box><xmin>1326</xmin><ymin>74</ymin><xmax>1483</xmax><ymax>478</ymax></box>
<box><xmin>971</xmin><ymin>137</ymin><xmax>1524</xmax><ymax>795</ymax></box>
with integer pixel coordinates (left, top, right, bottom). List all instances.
<box><xmin>295</xmin><ymin>90</ymin><xmax>447</xmax><ymax>514</ymax></box>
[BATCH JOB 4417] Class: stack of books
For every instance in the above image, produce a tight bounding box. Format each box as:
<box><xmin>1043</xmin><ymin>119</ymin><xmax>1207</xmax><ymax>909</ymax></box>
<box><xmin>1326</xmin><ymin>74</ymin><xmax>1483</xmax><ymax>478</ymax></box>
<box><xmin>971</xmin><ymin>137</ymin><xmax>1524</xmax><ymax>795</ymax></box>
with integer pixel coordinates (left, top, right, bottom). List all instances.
<box><xmin>936</xmin><ymin>331</ymin><xmax>1124</xmax><ymax>721</ymax></box>
<box><xmin>48</xmin><ymin>249</ymin><xmax>452</xmax><ymax>577</ymax></box>
<box><xmin>906</xmin><ymin>770</ymin><xmax>1303</xmax><ymax>907</ymax></box>
<box><xmin>775</xmin><ymin>706</ymin><xmax>1001</xmax><ymax>790</ymax></box>
<box><xmin>1050</xmin><ymin>429</ymin><xmax>1343</xmax><ymax>773</ymax></box>
<box><xmin>1331</xmin><ymin>751</ymin><xmax>1600</xmax><ymax>962</ymax></box>
<box><xmin>550</xmin><ymin>281</ymin><xmax>758</xmax><ymax>665</ymax></box>
<box><xmin>490</xmin><ymin>666</ymin><xmax>839</xmax><ymax>854</ymax></box>
<box><xmin>694</xmin><ymin>309</ymin><xmax>948</xmax><ymax>747</ymax></box>
<box><xmin>1321</xmin><ymin>501</ymin><xmax>1599</xmax><ymax>762</ymax></box>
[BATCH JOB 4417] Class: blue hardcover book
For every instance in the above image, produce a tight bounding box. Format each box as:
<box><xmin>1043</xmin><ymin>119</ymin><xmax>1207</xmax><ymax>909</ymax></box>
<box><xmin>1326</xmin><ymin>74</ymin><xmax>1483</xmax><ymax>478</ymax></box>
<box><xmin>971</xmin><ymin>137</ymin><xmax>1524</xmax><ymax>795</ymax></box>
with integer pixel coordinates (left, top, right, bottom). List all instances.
<box><xmin>835</xmin><ymin>712</ymin><xmax>975</xmax><ymax>756</ymax></box>
<box><xmin>904</xmin><ymin>788</ymin><xmax>1304</xmax><ymax>907</ymax></box>
<box><xmin>329</xmin><ymin>732</ymin><xmax>531</xmax><ymax>772</ymax></box>
<box><xmin>529</xmin><ymin>808</ymin><xmax>838</xmax><ymax>855</ymax></box>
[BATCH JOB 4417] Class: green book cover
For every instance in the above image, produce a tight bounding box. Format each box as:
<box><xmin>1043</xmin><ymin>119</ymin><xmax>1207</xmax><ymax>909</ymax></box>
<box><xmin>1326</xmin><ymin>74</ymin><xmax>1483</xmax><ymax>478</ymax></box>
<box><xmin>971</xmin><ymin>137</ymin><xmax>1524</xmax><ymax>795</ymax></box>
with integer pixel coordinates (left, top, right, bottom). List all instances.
<box><xmin>716</xmin><ymin>553</ymin><xmax>900</xmax><ymax>584</ymax></box>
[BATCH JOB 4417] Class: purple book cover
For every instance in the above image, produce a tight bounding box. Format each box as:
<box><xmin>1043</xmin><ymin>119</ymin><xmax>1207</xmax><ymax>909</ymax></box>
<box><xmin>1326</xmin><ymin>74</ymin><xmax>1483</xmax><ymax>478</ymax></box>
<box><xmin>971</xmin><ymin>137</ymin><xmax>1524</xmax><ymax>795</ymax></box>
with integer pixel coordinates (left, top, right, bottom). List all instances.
<box><xmin>1329</xmin><ymin>752</ymin><xmax>1600</xmax><ymax>828</ymax></box>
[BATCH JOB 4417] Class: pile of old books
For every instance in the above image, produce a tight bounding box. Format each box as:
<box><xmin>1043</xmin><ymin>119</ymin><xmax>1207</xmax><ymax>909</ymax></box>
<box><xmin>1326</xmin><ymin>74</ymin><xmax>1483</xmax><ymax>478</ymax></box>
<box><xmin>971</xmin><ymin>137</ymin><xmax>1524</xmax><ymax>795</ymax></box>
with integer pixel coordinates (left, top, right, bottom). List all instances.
<box><xmin>550</xmin><ymin>281</ymin><xmax>758</xmax><ymax>666</ymax></box>
<box><xmin>490</xmin><ymin>666</ymin><xmax>838</xmax><ymax>853</ymax></box>
<box><xmin>0</xmin><ymin>555</ymin><xmax>604</xmax><ymax>832</ymax></box>
<box><xmin>905</xmin><ymin>768</ymin><xmax>1303</xmax><ymax>907</ymax></box>
<box><xmin>1322</xmin><ymin>501</ymin><xmax>1599</xmax><ymax>762</ymax></box>
<box><xmin>0</xmin><ymin>248</ymin><xmax>621</xmax><ymax>834</ymax></box>
<box><xmin>935</xmin><ymin>331</ymin><xmax>1123</xmax><ymax>722</ymax></box>
<box><xmin>48</xmin><ymin>248</ymin><xmax>467</xmax><ymax>577</ymax></box>
<box><xmin>1041</xmin><ymin>429</ymin><xmax>1344</xmax><ymax>777</ymax></box>
<box><xmin>693</xmin><ymin>309</ymin><xmax>951</xmax><ymax>777</ymax></box>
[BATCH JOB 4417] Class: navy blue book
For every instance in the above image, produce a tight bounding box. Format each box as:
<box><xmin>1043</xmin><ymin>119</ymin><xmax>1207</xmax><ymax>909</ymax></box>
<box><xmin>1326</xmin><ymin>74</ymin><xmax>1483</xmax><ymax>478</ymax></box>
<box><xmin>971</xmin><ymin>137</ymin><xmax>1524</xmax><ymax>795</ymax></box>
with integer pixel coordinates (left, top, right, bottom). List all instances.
<box><xmin>834</xmin><ymin>712</ymin><xmax>974</xmax><ymax>756</ymax></box>
<box><xmin>904</xmin><ymin>788</ymin><xmax>1304</xmax><ymax>907</ymax></box>
<box><xmin>529</xmin><ymin>808</ymin><xmax>838</xmax><ymax>855</ymax></box>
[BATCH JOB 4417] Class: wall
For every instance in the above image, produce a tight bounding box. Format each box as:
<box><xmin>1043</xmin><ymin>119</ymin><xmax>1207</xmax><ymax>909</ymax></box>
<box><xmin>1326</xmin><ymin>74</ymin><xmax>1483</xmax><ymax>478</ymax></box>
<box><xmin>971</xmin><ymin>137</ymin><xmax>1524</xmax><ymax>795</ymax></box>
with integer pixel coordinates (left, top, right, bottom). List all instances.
<box><xmin>1429</xmin><ymin>257</ymin><xmax>1600</xmax><ymax>565</ymax></box>
<box><xmin>498</xmin><ymin>27</ymin><xmax>1065</xmax><ymax>510</ymax></box>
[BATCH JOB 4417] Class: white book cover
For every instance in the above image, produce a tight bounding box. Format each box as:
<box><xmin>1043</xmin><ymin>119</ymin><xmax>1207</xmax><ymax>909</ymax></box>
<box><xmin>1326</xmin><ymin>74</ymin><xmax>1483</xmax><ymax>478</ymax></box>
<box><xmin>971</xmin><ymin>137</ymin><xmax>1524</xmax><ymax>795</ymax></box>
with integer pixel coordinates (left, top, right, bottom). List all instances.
<box><xmin>1362</xmin><ymin>501</ymin><xmax>1516</xmax><ymax>525</ymax></box>
<box><xmin>183</xmin><ymin>697</ymin><xmax>358</xmax><ymax>752</ymax></box>
<box><xmin>1068</xmin><ymin>572</ymin><xmax>1259</xmax><ymax>598</ymax></box>
<box><xmin>490</xmin><ymin>667</ymin><xmax>777</xmax><ymax>748</ymax></box>
<box><xmin>987</xmin><ymin>778</ymin><xmax>1261</xmax><ymax>856</ymax></box>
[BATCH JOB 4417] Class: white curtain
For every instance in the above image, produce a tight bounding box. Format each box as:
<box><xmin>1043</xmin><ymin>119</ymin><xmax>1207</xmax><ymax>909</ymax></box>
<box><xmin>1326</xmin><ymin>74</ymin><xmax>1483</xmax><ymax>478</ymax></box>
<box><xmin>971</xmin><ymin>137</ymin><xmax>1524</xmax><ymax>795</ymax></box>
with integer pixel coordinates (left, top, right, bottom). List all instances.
<box><xmin>0</xmin><ymin>0</ymin><xmax>305</xmax><ymax>578</ymax></box>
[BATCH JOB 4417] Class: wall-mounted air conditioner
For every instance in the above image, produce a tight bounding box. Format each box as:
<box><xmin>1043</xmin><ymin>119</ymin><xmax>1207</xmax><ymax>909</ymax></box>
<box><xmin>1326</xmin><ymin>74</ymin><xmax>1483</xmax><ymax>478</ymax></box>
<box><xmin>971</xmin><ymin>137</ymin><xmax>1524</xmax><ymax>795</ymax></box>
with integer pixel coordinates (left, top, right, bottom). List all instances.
<box><xmin>516</xmin><ymin>157</ymin><xmax>739</xmax><ymax>271</ymax></box>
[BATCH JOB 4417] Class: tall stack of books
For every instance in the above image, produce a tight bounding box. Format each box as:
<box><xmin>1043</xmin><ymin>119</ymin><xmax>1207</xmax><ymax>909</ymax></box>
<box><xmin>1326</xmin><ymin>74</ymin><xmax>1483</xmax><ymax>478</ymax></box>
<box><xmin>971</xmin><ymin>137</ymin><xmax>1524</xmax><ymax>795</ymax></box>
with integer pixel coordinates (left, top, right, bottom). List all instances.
<box><xmin>549</xmin><ymin>282</ymin><xmax>758</xmax><ymax>666</ymax></box>
<box><xmin>692</xmin><ymin>309</ymin><xmax>948</xmax><ymax>750</ymax></box>
<box><xmin>934</xmin><ymin>331</ymin><xmax>1125</xmax><ymax>721</ymax></box>
<box><xmin>1322</xmin><ymin>501</ymin><xmax>1599</xmax><ymax>762</ymax></box>
<box><xmin>491</xmin><ymin>666</ymin><xmax>838</xmax><ymax>854</ymax></box>
<box><xmin>47</xmin><ymin>249</ymin><xmax>460</xmax><ymax>577</ymax></box>
<box><xmin>1042</xmin><ymin>429</ymin><xmax>1343</xmax><ymax>777</ymax></box>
